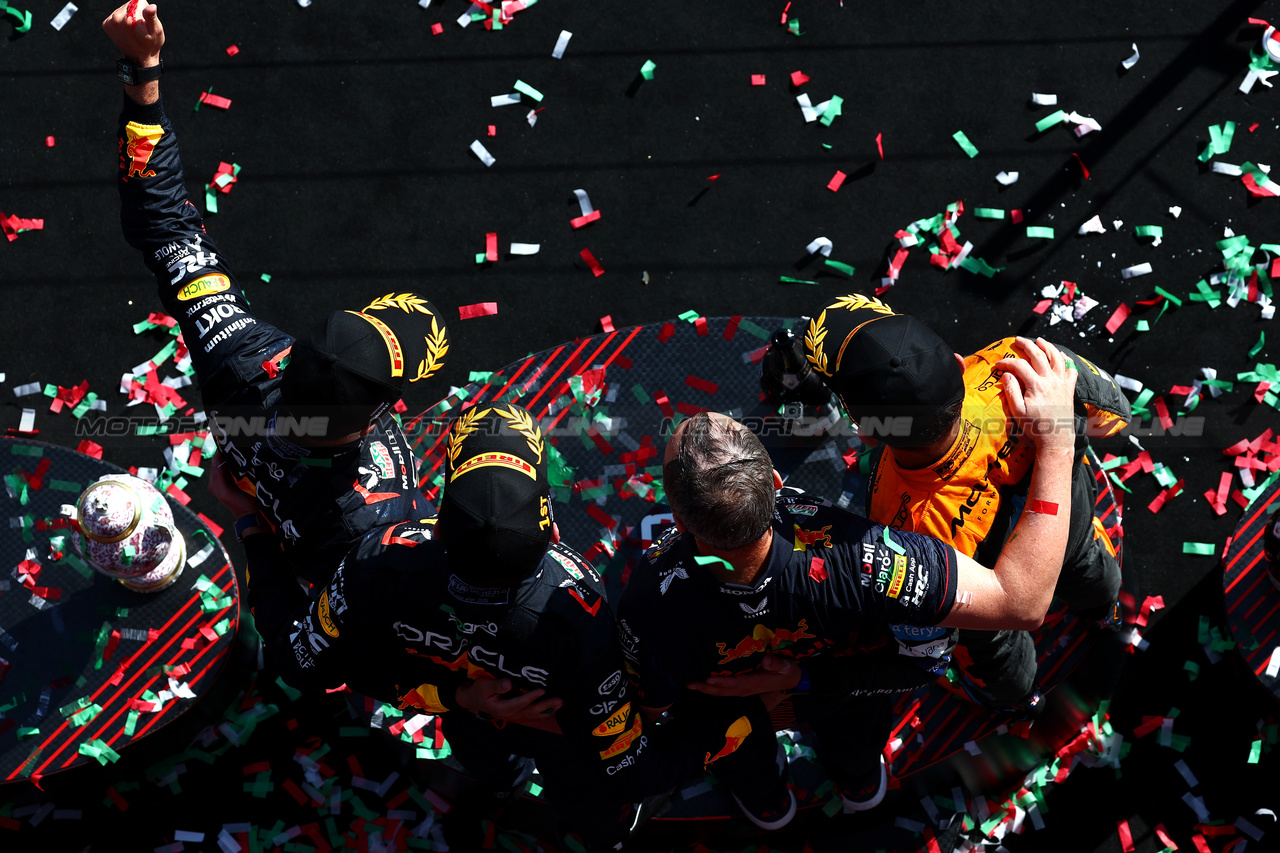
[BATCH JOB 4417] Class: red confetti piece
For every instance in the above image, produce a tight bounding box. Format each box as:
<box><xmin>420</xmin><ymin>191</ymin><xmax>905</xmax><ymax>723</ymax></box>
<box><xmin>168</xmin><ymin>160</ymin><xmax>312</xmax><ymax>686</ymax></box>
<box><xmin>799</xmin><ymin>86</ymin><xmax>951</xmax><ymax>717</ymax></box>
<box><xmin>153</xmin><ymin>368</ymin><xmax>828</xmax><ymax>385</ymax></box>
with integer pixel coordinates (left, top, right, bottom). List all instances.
<box><xmin>431</xmin><ymin>22</ymin><xmax>443</xmax><ymax>34</ymax></box>
<box><xmin>485</xmin><ymin>232</ymin><xmax>498</xmax><ymax>262</ymax></box>
<box><xmin>570</xmin><ymin>210</ymin><xmax>601</xmax><ymax>229</ymax></box>
<box><xmin>103</xmin><ymin>630</ymin><xmax>121</xmax><ymax>661</ymax></box>
<box><xmin>1249</xmin><ymin>122</ymin><xmax>1259</xmax><ymax>132</ymax></box>
<box><xmin>106</xmin><ymin>786</ymin><xmax>129</xmax><ymax>811</ymax></box>
<box><xmin>1010</xmin><ymin>209</ymin><xmax>1023</xmax><ymax>224</ymax></box>
<box><xmin>685</xmin><ymin>375</ymin><xmax>719</xmax><ymax>395</ymax></box>
<box><xmin>827</xmin><ymin>170</ymin><xmax>847</xmax><ymax>192</ymax></box>
<box><xmin>751</xmin><ymin>74</ymin><xmax>766</xmax><ymax>86</ymax></box>
<box><xmin>1071</xmin><ymin>152</ymin><xmax>1090</xmax><ymax>180</ymax></box>
<box><xmin>166</xmin><ymin>483</ymin><xmax>192</xmax><ymax>505</ymax></box>
<box><xmin>707</xmin><ymin>174</ymin><xmax>720</xmax><ymax>181</ymax></box>
<box><xmin>1116</xmin><ymin>820</ymin><xmax>1136</xmax><ymax>852</ymax></box>
<box><xmin>789</xmin><ymin>69</ymin><xmax>808</xmax><ymax>86</ymax></box>
<box><xmin>198</xmin><ymin>512</ymin><xmax>224</xmax><ymax>538</ymax></box>
<box><xmin>1154</xmin><ymin>825</ymin><xmax>1178</xmax><ymax>850</ymax></box>
<box><xmin>580</xmin><ymin>248</ymin><xmax>605</xmax><ymax>277</ymax></box>
<box><xmin>1032</xmin><ymin>299</ymin><xmax>1053</xmax><ymax>314</ymax></box>
<box><xmin>876</xmin><ymin>132</ymin><xmax>884</xmax><ymax>160</ymax></box>
<box><xmin>808</xmin><ymin>556</ymin><xmax>827</xmax><ymax>582</ymax></box>
<box><xmin>586</xmin><ymin>426</ymin><xmax>613</xmax><ymax>455</ymax></box>
<box><xmin>1255</xmin><ymin>381</ymin><xmax>1270</xmax><ymax>404</ymax></box>
<box><xmin>1191</xmin><ymin>836</ymin><xmax>1211</xmax><ymax>853</ymax></box>
<box><xmin>1271</xmin><ymin>257</ymin><xmax>1280</xmax><ymax>278</ymax></box>
<box><xmin>1105</xmin><ymin>303</ymin><xmax>1131</xmax><ymax>334</ymax></box>
<box><xmin>199</xmin><ymin>91</ymin><xmax>233</xmax><ymax>110</ymax></box>
<box><xmin>242</xmin><ymin>761</ymin><xmax>272</xmax><ymax>775</ymax></box>
<box><xmin>458</xmin><ymin>302</ymin><xmax>498</xmax><ymax>319</ymax></box>
<box><xmin>676</xmin><ymin>401</ymin><xmax>708</xmax><ymax>416</ymax></box>
<box><xmin>283</xmin><ymin>779</ymin><xmax>308</xmax><ymax>805</ymax></box>
<box><xmin>45</xmin><ymin>136</ymin><xmax>55</xmax><ymax>147</ymax></box>
<box><xmin>585</xmin><ymin>504</ymin><xmax>617</xmax><ymax>530</ymax></box>
<box><xmin>653</xmin><ymin>391</ymin><xmax>674</xmax><ymax>419</ymax></box>
<box><xmin>1</xmin><ymin>212</ymin><xmax>45</xmax><ymax>242</ymax></box>
<box><xmin>694</xmin><ymin>316</ymin><xmax>708</xmax><ymax>336</ymax></box>
<box><xmin>779</xmin><ymin>1</ymin><xmax>791</xmax><ymax>24</ymax></box>
<box><xmin>226</xmin><ymin>44</ymin><xmax>239</xmax><ymax>56</ymax></box>
<box><xmin>656</xmin><ymin>322</ymin><xmax>675</xmax><ymax>343</ymax></box>
<box><xmin>745</xmin><ymin>344</ymin><xmax>769</xmax><ymax>364</ymax></box>
<box><xmin>723</xmin><ymin>315</ymin><xmax>742</xmax><ymax>340</ymax></box>
<box><xmin>487</xmin><ymin>125</ymin><xmax>496</xmax><ymax>137</ymax></box>
<box><xmin>599</xmin><ymin>314</ymin><xmax>615</xmax><ymax>332</ymax></box>
<box><xmin>1153</xmin><ymin>396</ymin><xmax>1173</xmax><ymax>430</ymax></box>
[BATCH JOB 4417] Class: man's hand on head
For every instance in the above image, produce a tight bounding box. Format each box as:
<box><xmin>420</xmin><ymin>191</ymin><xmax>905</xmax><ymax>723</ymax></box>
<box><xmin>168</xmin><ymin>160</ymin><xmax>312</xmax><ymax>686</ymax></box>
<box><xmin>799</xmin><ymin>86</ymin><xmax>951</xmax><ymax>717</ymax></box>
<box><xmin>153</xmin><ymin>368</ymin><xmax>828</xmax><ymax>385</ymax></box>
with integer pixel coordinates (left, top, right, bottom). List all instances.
<box><xmin>103</xmin><ymin>2</ymin><xmax>164</xmax><ymax>67</ymax></box>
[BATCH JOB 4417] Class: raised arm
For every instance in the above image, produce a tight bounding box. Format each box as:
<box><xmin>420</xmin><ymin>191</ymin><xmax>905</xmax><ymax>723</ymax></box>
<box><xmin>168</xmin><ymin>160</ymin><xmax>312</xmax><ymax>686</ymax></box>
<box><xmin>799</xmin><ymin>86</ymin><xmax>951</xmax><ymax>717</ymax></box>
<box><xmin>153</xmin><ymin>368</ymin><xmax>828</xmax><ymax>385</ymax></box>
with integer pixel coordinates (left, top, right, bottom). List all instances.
<box><xmin>103</xmin><ymin>1</ymin><xmax>163</xmax><ymax>105</ymax></box>
<box><xmin>940</xmin><ymin>337</ymin><xmax>1076</xmax><ymax>630</ymax></box>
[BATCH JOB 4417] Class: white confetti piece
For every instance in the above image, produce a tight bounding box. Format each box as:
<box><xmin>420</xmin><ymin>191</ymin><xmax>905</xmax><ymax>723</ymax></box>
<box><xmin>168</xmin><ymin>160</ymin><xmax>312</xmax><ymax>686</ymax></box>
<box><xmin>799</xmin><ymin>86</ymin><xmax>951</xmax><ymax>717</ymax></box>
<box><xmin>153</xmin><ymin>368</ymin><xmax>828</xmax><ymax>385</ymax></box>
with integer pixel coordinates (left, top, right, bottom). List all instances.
<box><xmin>996</xmin><ymin>170</ymin><xmax>1019</xmax><ymax>185</ymax></box>
<box><xmin>1212</xmin><ymin>161</ymin><xmax>1243</xmax><ymax>176</ymax></box>
<box><xmin>1237</xmin><ymin>817</ymin><xmax>1264</xmax><ymax>841</ymax></box>
<box><xmin>50</xmin><ymin>2</ymin><xmax>76</xmax><ymax>29</ymax></box>
<box><xmin>509</xmin><ymin>242</ymin><xmax>540</xmax><ymax>255</ymax></box>
<box><xmin>1122</xmin><ymin>43</ymin><xmax>1140</xmax><ymax>70</ymax></box>
<box><xmin>175</xmin><ymin>831</ymin><xmax>206</xmax><ymax>842</ymax></box>
<box><xmin>552</xmin><ymin>30</ymin><xmax>572</xmax><ymax>59</ymax></box>
<box><xmin>417</xmin><ymin>0</ymin><xmax>432</xmax><ymax>7</ymax></box>
<box><xmin>1114</xmin><ymin>374</ymin><xmax>1144</xmax><ymax>393</ymax></box>
<box><xmin>12</xmin><ymin>382</ymin><xmax>40</xmax><ymax>397</ymax></box>
<box><xmin>217</xmin><ymin>829</ymin><xmax>242</xmax><ymax>853</ymax></box>
<box><xmin>456</xmin><ymin>9</ymin><xmax>472</xmax><ymax>26</ymax></box>
<box><xmin>1031</xmin><ymin>92</ymin><xmax>1057</xmax><ymax>105</ymax></box>
<box><xmin>1182</xmin><ymin>792</ymin><xmax>1210</xmax><ymax>823</ymax></box>
<box><xmin>573</xmin><ymin>188</ymin><xmax>595</xmax><ymax>216</ymax></box>
<box><xmin>1174</xmin><ymin>759</ymin><xmax>1199</xmax><ymax>787</ymax></box>
<box><xmin>796</xmin><ymin>93</ymin><xmax>818</xmax><ymax>123</ymax></box>
<box><xmin>1266</xmin><ymin>646</ymin><xmax>1280</xmax><ymax>678</ymax></box>
<box><xmin>1066</xmin><ymin>111</ymin><xmax>1103</xmax><ymax>135</ymax></box>
<box><xmin>1169</xmin><ymin>205</ymin><xmax>1182</xmax><ymax>218</ymax></box>
<box><xmin>1121</xmin><ymin>263</ymin><xmax>1153</xmax><ymax>279</ymax></box>
<box><xmin>805</xmin><ymin>237</ymin><xmax>833</xmax><ymax>257</ymax></box>
<box><xmin>469</xmin><ymin>140</ymin><xmax>495</xmax><ymax>166</ymax></box>
<box><xmin>1078</xmin><ymin>215</ymin><xmax>1106</xmax><ymax>235</ymax></box>
<box><xmin>18</xmin><ymin>408</ymin><xmax>35</xmax><ymax>432</ymax></box>
<box><xmin>526</xmin><ymin>109</ymin><xmax>539</xmax><ymax>127</ymax></box>
<box><xmin>490</xmin><ymin>93</ymin><xmax>521</xmax><ymax>107</ymax></box>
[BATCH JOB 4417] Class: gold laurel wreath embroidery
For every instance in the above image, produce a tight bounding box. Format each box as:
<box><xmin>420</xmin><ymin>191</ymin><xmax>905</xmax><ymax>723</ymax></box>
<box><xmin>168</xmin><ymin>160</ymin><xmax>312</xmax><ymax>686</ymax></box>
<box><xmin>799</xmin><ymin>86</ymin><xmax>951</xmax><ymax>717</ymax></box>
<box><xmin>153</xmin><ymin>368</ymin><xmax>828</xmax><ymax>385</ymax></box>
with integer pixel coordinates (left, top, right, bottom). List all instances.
<box><xmin>446</xmin><ymin>406</ymin><xmax>491</xmax><ymax>470</ymax></box>
<box><xmin>830</xmin><ymin>293</ymin><xmax>894</xmax><ymax>315</ymax></box>
<box><xmin>805</xmin><ymin>309</ymin><xmax>830</xmax><ymax>376</ymax></box>
<box><xmin>414</xmin><ymin>316</ymin><xmax>449</xmax><ymax>383</ymax></box>
<box><xmin>498</xmin><ymin>406</ymin><xmax>544</xmax><ymax>465</ymax></box>
<box><xmin>365</xmin><ymin>293</ymin><xmax>432</xmax><ymax>314</ymax></box>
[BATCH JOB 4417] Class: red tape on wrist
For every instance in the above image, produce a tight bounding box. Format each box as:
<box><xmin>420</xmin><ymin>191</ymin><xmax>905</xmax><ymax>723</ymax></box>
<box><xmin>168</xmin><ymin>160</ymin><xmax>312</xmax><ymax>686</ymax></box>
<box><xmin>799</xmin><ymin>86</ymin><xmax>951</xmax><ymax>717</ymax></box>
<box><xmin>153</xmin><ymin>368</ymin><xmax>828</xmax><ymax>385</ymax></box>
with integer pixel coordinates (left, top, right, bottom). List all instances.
<box><xmin>1027</xmin><ymin>500</ymin><xmax>1059</xmax><ymax>516</ymax></box>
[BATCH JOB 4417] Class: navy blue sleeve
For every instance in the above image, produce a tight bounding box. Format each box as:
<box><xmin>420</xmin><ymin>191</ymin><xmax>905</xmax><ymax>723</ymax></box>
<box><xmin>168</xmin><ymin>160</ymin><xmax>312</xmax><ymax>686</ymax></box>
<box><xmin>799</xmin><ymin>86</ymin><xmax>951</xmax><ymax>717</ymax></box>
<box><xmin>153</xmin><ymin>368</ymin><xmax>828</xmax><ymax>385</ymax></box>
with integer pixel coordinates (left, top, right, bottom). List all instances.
<box><xmin>116</xmin><ymin>95</ymin><xmax>286</xmax><ymax>407</ymax></box>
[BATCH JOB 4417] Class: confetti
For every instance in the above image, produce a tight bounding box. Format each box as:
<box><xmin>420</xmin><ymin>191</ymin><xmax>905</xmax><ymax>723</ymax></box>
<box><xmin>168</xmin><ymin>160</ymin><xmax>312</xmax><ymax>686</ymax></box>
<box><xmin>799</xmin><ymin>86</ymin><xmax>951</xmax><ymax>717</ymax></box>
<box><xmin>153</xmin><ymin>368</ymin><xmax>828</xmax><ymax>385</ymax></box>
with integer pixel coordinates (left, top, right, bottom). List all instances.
<box><xmin>952</xmin><ymin>130</ymin><xmax>979</xmax><ymax>158</ymax></box>
<box><xmin>580</xmin><ymin>248</ymin><xmax>605</xmax><ymax>277</ymax></box>
<box><xmin>457</xmin><ymin>302</ymin><xmax>498</xmax><ymax>319</ymax></box>
<box><xmin>551</xmin><ymin>29</ymin><xmax>572</xmax><ymax>59</ymax></box>
<box><xmin>790</xmin><ymin>69</ymin><xmax>809</xmax><ymax>86</ymax></box>
<box><xmin>751</xmin><ymin>74</ymin><xmax>766</xmax><ymax>86</ymax></box>
<box><xmin>996</xmin><ymin>170</ymin><xmax>1019</xmax><ymax>185</ymax></box>
<box><xmin>49</xmin><ymin>1</ymin><xmax>75</xmax><ymax>29</ymax></box>
<box><xmin>1106</xmin><ymin>303</ymin><xmax>1132</xmax><ymax>334</ymax></box>
<box><xmin>639</xmin><ymin>60</ymin><xmax>656</xmax><ymax>81</ymax></box>
<box><xmin>513</xmin><ymin>79</ymin><xmax>543</xmax><ymax>101</ymax></box>
<box><xmin>1031</xmin><ymin>92</ymin><xmax>1058</xmax><ymax>105</ymax></box>
<box><xmin>1121</xmin><ymin>263</ymin><xmax>1153</xmax><ymax>279</ymax></box>
<box><xmin>469</xmin><ymin>140</ymin><xmax>495</xmax><ymax>166</ymax></box>
<box><xmin>827</xmin><ymin>170</ymin><xmax>847</xmax><ymax>192</ymax></box>
<box><xmin>1121</xmin><ymin>43</ymin><xmax>1140</xmax><ymax>69</ymax></box>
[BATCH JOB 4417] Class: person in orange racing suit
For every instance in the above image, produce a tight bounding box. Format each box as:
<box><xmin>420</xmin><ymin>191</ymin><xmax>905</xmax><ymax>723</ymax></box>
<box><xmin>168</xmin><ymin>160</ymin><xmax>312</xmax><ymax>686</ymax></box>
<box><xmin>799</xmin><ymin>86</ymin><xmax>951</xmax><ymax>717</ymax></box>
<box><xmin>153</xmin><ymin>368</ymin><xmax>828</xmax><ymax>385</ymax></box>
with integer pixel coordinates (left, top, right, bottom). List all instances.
<box><xmin>620</xmin><ymin>363</ymin><xmax>1078</xmax><ymax>828</ymax></box>
<box><xmin>212</xmin><ymin>405</ymin><xmax>770</xmax><ymax>851</ymax></box>
<box><xmin>804</xmin><ymin>293</ymin><xmax>1128</xmax><ymax>714</ymax></box>
<box><xmin>105</xmin><ymin>2</ymin><xmax>449</xmax><ymax>586</ymax></box>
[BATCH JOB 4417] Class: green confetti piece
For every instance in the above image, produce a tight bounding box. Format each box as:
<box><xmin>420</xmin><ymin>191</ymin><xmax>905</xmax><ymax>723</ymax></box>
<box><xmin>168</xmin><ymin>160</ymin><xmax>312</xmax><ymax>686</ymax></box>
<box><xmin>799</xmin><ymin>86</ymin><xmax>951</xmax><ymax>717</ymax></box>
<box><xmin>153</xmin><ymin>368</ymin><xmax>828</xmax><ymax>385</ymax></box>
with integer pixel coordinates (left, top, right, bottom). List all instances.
<box><xmin>16</xmin><ymin>727</ymin><xmax>40</xmax><ymax>739</ymax></box>
<box><xmin>1135</xmin><ymin>225</ymin><xmax>1164</xmax><ymax>242</ymax></box>
<box><xmin>1154</xmin><ymin>285</ymin><xmax>1183</xmax><ymax>307</ymax></box>
<box><xmin>631</xmin><ymin>384</ymin><xmax>650</xmax><ymax>405</ymax></box>
<box><xmin>639</xmin><ymin>60</ymin><xmax>656</xmax><ymax>81</ymax></box>
<box><xmin>124</xmin><ymin>709</ymin><xmax>140</xmax><ymax>736</ymax></box>
<box><xmin>823</xmin><ymin>259</ymin><xmax>855</xmax><ymax>276</ymax></box>
<box><xmin>260</xmin><ymin>272</ymin><xmax>271</xmax><ymax>283</ymax></box>
<box><xmin>677</xmin><ymin>309</ymin><xmax>701</xmax><ymax>323</ymax></box>
<box><xmin>475</xmin><ymin>252</ymin><xmax>488</xmax><ymax>264</ymax></box>
<box><xmin>881</xmin><ymin>527</ymin><xmax>905</xmax><ymax>555</ymax></box>
<box><xmin>736</xmin><ymin>319</ymin><xmax>771</xmax><ymax>340</ymax></box>
<box><xmin>1198</xmin><ymin>121</ymin><xmax>1236</xmax><ymax>162</ymax></box>
<box><xmin>1034</xmin><ymin>109</ymin><xmax>1067</xmax><ymax>132</ymax></box>
<box><xmin>952</xmin><ymin>130</ymin><xmax>979</xmax><ymax>158</ymax></box>
<box><xmin>1135</xmin><ymin>320</ymin><xmax>1150</xmax><ymax>332</ymax></box>
<box><xmin>1026</xmin><ymin>226</ymin><xmax>1055</xmax><ymax>239</ymax></box>
<box><xmin>71</xmin><ymin>703</ymin><xmax>104</xmax><ymax>727</ymax></box>
<box><xmin>957</xmin><ymin>255</ymin><xmax>1004</xmax><ymax>277</ymax></box>
<box><xmin>819</xmin><ymin>94</ymin><xmax>843</xmax><ymax>127</ymax></box>
<box><xmin>787</xmin><ymin>17</ymin><xmax>801</xmax><ymax>35</ymax></box>
<box><xmin>973</xmin><ymin>207</ymin><xmax>1005</xmax><ymax>219</ymax></box>
<box><xmin>693</xmin><ymin>555</ymin><xmax>734</xmax><ymax>573</ymax></box>
<box><xmin>1182</xmin><ymin>542</ymin><xmax>1216</xmax><ymax>556</ymax></box>
<box><xmin>1183</xmin><ymin>660</ymin><xmax>1200</xmax><ymax>680</ymax></box>
<box><xmin>1248</xmin><ymin>739</ymin><xmax>1263</xmax><ymax>764</ymax></box>
<box><xmin>275</xmin><ymin>677</ymin><xmax>302</xmax><ymax>702</ymax></box>
<box><xmin>10</xmin><ymin>444</ymin><xmax>43</xmax><ymax>457</ymax></box>
<box><xmin>779</xmin><ymin>276</ymin><xmax>819</xmax><ymax>285</ymax></box>
<box><xmin>205</xmin><ymin>185</ymin><xmax>219</xmax><ymax>214</ymax></box>
<box><xmin>1250</xmin><ymin>331</ymin><xmax>1266</xmax><ymax>359</ymax></box>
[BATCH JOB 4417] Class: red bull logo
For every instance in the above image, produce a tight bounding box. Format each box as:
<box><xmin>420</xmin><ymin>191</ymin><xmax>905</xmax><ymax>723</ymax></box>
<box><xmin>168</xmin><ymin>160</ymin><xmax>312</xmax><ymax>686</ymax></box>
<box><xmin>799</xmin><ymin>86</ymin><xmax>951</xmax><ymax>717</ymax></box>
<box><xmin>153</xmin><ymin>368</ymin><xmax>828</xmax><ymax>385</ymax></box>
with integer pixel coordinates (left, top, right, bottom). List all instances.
<box><xmin>124</xmin><ymin>121</ymin><xmax>164</xmax><ymax>178</ymax></box>
<box><xmin>715</xmin><ymin>619</ymin><xmax>815</xmax><ymax>664</ymax></box>
<box><xmin>704</xmin><ymin>715</ymin><xmax>752</xmax><ymax>766</ymax></box>
<box><xmin>793</xmin><ymin>524</ymin><xmax>833</xmax><ymax>552</ymax></box>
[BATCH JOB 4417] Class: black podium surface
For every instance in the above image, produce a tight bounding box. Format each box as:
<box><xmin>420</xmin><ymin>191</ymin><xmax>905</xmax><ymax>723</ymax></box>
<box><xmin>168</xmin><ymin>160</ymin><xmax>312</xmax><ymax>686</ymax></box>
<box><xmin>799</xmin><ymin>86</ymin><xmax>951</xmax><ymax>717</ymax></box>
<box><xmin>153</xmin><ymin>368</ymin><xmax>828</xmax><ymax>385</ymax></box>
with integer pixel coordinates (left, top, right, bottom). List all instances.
<box><xmin>0</xmin><ymin>439</ymin><xmax>237</xmax><ymax>784</ymax></box>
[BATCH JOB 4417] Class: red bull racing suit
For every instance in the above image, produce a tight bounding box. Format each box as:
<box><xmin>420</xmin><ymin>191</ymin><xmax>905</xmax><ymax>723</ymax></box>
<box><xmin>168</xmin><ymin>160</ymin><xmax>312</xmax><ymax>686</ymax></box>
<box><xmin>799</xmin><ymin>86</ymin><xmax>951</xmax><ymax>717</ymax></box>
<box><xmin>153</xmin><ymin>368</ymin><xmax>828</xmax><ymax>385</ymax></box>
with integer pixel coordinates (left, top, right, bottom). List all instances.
<box><xmin>618</xmin><ymin>489</ymin><xmax>959</xmax><ymax>805</ymax></box>
<box><xmin>244</xmin><ymin>519</ymin><xmax>767</xmax><ymax>847</ymax></box>
<box><xmin>114</xmin><ymin>96</ymin><xmax>428</xmax><ymax>584</ymax></box>
<box><xmin>865</xmin><ymin>338</ymin><xmax>1128</xmax><ymax>711</ymax></box>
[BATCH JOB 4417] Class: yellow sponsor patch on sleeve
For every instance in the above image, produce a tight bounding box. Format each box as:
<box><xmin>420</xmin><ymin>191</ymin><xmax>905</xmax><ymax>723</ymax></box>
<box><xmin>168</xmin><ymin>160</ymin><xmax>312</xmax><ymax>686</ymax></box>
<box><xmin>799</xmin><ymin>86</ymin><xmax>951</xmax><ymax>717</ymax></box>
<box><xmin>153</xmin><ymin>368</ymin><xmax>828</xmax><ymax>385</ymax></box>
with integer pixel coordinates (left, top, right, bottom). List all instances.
<box><xmin>592</xmin><ymin>703</ymin><xmax>632</xmax><ymax>737</ymax></box>
<box><xmin>317</xmin><ymin>589</ymin><xmax>339</xmax><ymax>638</ymax></box>
<box><xmin>598</xmin><ymin>713</ymin><xmax>643</xmax><ymax>759</ymax></box>
<box><xmin>176</xmin><ymin>274</ymin><xmax>231</xmax><ymax>301</ymax></box>
<box><xmin>887</xmin><ymin>553</ymin><xmax>908</xmax><ymax>599</ymax></box>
